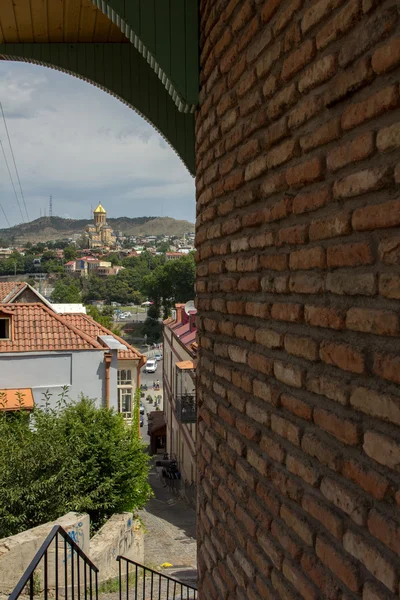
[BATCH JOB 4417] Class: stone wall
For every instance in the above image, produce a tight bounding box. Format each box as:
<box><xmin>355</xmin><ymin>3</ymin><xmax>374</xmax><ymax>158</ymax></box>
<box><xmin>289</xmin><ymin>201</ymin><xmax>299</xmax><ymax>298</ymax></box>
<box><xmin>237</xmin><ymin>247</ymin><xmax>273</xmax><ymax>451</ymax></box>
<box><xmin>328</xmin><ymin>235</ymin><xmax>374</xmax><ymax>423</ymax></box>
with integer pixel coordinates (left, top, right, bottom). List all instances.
<box><xmin>90</xmin><ymin>513</ymin><xmax>144</xmax><ymax>582</ymax></box>
<box><xmin>195</xmin><ymin>1</ymin><xmax>400</xmax><ymax>598</ymax></box>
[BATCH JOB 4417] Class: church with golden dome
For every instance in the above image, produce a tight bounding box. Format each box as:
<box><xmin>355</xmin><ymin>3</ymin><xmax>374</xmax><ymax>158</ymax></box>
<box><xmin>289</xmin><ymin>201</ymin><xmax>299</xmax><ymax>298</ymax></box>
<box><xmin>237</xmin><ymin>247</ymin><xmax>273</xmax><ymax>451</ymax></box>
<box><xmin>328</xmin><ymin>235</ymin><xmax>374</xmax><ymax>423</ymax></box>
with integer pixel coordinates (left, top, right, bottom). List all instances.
<box><xmin>84</xmin><ymin>203</ymin><xmax>117</xmax><ymax>248</ymax></box>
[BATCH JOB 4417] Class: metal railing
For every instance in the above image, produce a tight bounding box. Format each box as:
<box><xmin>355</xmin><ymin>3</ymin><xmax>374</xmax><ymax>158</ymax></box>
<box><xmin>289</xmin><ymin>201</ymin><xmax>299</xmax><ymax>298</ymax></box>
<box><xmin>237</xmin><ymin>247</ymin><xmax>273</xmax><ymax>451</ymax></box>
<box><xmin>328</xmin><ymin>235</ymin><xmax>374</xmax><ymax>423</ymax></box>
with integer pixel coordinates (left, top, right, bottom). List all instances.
<box><xmin>9</xmin><ymin>525</ymin><xmax>99</xmax><ymax>600</ymax></box>
<box><xmin>117</xmin><ymin>556</ymin><xmax>197</xmax><ymax>600</ymax></box>
<box><xmin>175</xmin><ymin>394</ymin><xmax>196</xmax><ymax>423</ymax></box>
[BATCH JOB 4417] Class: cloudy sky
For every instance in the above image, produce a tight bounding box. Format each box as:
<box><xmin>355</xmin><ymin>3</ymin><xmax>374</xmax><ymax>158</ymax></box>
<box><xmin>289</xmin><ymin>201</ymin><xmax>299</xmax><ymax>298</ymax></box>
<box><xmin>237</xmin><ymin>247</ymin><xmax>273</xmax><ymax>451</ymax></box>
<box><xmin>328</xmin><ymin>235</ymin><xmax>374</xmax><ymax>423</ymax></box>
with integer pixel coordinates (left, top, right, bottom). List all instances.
<box><xmin>0</xmin><ymin>62</ymin><xmax>195</xmax><ymax>228</ymax></box>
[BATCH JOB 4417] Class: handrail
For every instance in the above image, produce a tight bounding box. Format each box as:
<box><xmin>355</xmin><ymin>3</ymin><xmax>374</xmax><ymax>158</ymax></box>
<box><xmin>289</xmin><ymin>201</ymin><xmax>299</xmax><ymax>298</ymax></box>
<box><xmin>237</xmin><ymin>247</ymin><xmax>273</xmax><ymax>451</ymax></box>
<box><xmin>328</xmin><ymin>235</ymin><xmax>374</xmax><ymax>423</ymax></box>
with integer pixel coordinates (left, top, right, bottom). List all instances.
<box><xmin>9</xmin><ymin>524</ymin><xmax>99</xmax><ymax>600</ymax></box>
<box><xmin>117</xmin><ymin>555</ymin><xmax>197</xmax><ymax>598</ymax></box>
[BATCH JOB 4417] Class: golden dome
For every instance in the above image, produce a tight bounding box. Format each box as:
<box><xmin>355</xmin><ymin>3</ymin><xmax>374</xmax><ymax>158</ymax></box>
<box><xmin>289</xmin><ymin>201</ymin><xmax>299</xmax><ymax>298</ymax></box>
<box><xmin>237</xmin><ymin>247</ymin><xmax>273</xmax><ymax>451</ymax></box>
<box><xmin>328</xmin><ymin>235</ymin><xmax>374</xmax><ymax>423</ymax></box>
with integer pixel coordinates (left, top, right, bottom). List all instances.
<box><xmin>94</xmin><ymin>203</ymin><xmax>106</xmax><ymax>214</ymax></box>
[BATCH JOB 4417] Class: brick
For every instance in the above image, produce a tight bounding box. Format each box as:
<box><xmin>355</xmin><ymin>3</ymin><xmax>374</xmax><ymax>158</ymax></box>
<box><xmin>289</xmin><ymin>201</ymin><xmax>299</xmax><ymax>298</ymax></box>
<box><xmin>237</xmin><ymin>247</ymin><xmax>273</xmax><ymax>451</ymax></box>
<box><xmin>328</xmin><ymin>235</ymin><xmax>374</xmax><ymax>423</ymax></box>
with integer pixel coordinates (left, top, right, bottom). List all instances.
<box><xmin>372</xmin><ymin>36</ymin><xmax>400</xmax><ymax>74</ymax></box>
<box><xmin>253</xmin><ymin>380</ymin><xmax>281</xmax><ymax>406</ymax></box>
<box><xmin>377</xmin><ymin>121</ymin><xmax>400</xmax><ymax>153</ymax></box>
<box><xmin>321</xmin><ymin>477</ymin><xmax>368</xmax><ymax>525</ymax></box>
<box><xmin>260</xmin><ymin>253</ymin><xmax>288</xmax><ymax>271</ymax></box>
<box><xmin>305</xmin><ymin>305</ymin><xmax>345</xmax><ymax>330</ymax></box>
<box><xmin>271</xmin><ymin>414</ymin><xmax>301</xmax><ymax>446</ymax></box>
<box><xmin>237</xmin><ymin>69</ymin><xmax>257</xmax><ymax>98</ymax></box>
<box><xmin>277</xmin><ymin>224</ymin><xmax>308</xmax><ymax>246</ymax></box>
<box><xmin>301</xmin><ymin>552</ymin><xmax>341</xmax><ymax>600</ymax></box>
<box><xmin>274</xmin><ymin>361</ymin><xmax>304</xmax><ymax>388</ymax></box>
<box><xmin>263</xmin><ymin>74</ymin><xmax>277</xmax><ymax>98</ymax></box>
<box><xmin>286</xmin><ymin>156</ymin><xmax>324</xmax><ymax>188</ymax></box>
<box><xmin>287</xmin><ymin>454</ymin><xmax>319</xmax><ymax>486</ymax></box>
<box><xmin>290</xmin><ymin>246</ymin><xmax>325</xmax><ymax>270</ymax></box>
<box><xmin>373</xmin><ymin>352</ymin><xmax>400</xmax><ymax>385</ymax></box>
<box><xmin>316</xmin><ymin>536</ymin><xmax>361</xmax><ymax>591</ymax></box>
<box><xmin>339</xmin><ymin>7</ymin><xmax>398</xmax><ymax>68</ymax></box>
<box><xmin>380</xmin><ymin>273</ymin><xmax>400</xmax><ymax>299</ymax></box>
<box><xmin>271</xmin><ymin>520</ymin><xmax>302</xmax><ymax>560</ymax></box>
<box><xmin>247</xmin><ymin>28</ymin><xmax>273</xmax><ymax>64</ymax></box>
<box><xmin>232</xmin><ymin>1</ymin><xmax>254</xmax><ymax>33</ymax></box>
<box><xmin>255</xmin><ymin>328</ymin><xmax>283</xmax><ymax>349</ymax></box>
<box><xmin>379</xmin><ymin>236</ymin><xmax>400</xmax><ymax>264</ymax></box>
<box><xmin>293</xmin><ymin>186</ymin><xmax>331</xmax><ymax>215</ymax></box>
<box><xmin>326</xmin><ymin>272</ymin><xmax>376</xmax><ymax>296</ymax></box>
<box><xmin>325</xmin><ymin>56</ymin><xmax>373</xmax><ymax>107</ymax></box>
<box><xmin>264</xmin><ymin>117</ymin><xmax>289</xmax><ymax>150</ymax></box>
<box><xmin>288</xmin><ymin>95</ymin><xmax>323</xmax><ymax>129</ymax></box>
<box><xmin>281</xmin><ymin>393</ymin><xmax>313</xmax><ymax>421</ymax></box>
<box><xmin>237</xmin><ymin>139</ymin><xmax>259</xmax><ymax>164</ymax></box>
<box><xmin>271</xmin><ymin>303</ymin><xmax>303</xmax><ymax>323</ymax></box>
<box><xmin>334</xmin><ymin>166</ymin><xmax>391</xmax><ymax>200</ymax></box>
<box><xmin>267</xmin><ymin>84</ymin><xmax>297</xmax><ymax>120</ymax></box>
<box><xmin>363</xmin><ymin>430</ymin><xmax>400</xmax><ymax>470</ymax></box>
<box><xmin>309</xmin><ymin>212</ymin><xmax>351</xmax><ymax>241</ymax></box>
<box><xmin>363</xmin><ymin>581</ymin><xmax>396</xmax><ymax>600</ymax></box>
<box><xmin>316</xmin><ymin>0</ymin><xmax>362</xmax><ymax>50</ymax></box>
<box><xmin>282</xmin><ymin>559</ymin><xmax>318</xmax><ymax>600</ymax></box>
<box><xmin>245</xmin><ymin>155</ymin><xmax>267</xmax><ymax>181</ymax></box>
<box><xmin>342</xmin><ymin>459</ymin><xmax>389</xmax><ymax>501</ymax></box>
<box><xmin>260</xmin><ymin>434</ymin><xmax>286</xmax><ymax>463</ymax></box>
<box><xmin>327</xmin><ymin>242</ymin><xmax>373</xmax><ymax>267</ymax></box>
<box><xmin>342</xmin><ymin>85</ymin><xmax>399</xmax><ymax>130</ymax></box>
<box><xmin>299</xmin><ymin>54</ymin><xmax>337</xmax><ymax>93</ymax></box>
<box><xmin>302</xmin><ymin>495</ymin><xmax>343</xmax><ymax>538</ymax></box>
<box><xmin>261</xmin><ymin>0</ymin><xmax>282</xmax><ymax>24</ymax></box>
<box><xmin>320</xmin><ymin>341</ymin><xmax>364</xmax><ymax>373</ymax></box>
<box><xmin>314</xmin><ymin>407</ymin><xmax>361</xmax><ymax>445</ymax></box>
<box><xmin>343</xmin><ymin>530</ymin><xmax>397</xmax><ymax>592</ymax></box>
<box><xmin>267</xmin><ymin>139</ymin><xmax>298</xmax><ymax>169</ymax></box>
<box><xmin>306</xmin><ymin>374</ymin><xmax>348</xmax><ymax>405</ymax></box>
<box><xmin>302</xmin><ymin>0</ymin><xmax>346</xmax><ymax>34</ymax></box>
<box><xmin>327</xmin><ymin>131</ymin><xmax>375</xmax><ymax>172</ymax></box>
<box><xmin>256</xmin><ymin>40</ymin><xmax>281</xmax><ymax>79</ymax></box>
<box><xmin>248</xmin><ymin>351</ymin><xmax>274</xmax><ymax>375</ymax></box>
<box><xmin>215</xmin><ymin>28</ymin><xmax>232</xmax><ymax>58</ymax></box>
<box><xmin>353</xmin><ymin>199</ymin><xmax>400</xmax><ymax>231</ymax></box>
<box><xmin>260</xmin><ymin>172</ymin><xmax>288</xmax><ymax>197</ymax></box>
<box><xmin>346</xmin><ymin>307</ymin><xmax>398</xmax><ymax>336</ymax></box>
<box><xmin>284</xmin><ymin>334</ymin><xmax>319</xmax><ymax>361</ymax></box>
<box><xmin>282</xmin><ymin>39</ymin><xmax>315</xmax><ymax>81</ymax></box>
<box><xmin>274</xmin><ymin>0</ymin><xmax>303</xmax><ymax>36</ymax></box>
<box><xmin>367</xmin><ymin>508</ymin><xmax>400</xmax><ymax>555</ymax></box>
<box><xmin>280</xmin><ymin>505</ymin><xmax>314</xmax><ymax>546</ymax></box>
<box><xmin>289</xmin><ymin>273</ymin><xmax>325</xmax><ymax>294</ymax></box>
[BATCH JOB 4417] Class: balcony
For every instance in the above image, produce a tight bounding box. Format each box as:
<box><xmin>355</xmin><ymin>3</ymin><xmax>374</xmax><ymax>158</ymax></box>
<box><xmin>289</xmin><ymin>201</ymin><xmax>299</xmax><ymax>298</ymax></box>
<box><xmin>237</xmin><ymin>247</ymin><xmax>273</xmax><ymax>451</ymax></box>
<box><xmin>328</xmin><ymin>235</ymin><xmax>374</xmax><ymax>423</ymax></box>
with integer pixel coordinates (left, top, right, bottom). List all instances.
<box><xmin>175</xmin><ymin>393</ymin><xmax>196</xmax><ymax>423</ymax></box>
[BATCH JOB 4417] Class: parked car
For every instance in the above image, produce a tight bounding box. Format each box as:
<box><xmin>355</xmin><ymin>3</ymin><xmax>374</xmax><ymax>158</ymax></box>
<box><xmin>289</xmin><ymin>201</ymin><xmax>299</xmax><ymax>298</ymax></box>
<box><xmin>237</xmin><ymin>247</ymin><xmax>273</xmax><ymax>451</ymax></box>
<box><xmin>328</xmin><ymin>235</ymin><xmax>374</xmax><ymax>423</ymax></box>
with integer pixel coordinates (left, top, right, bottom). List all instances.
<box><xmin>140</xmin><ymin>404</ymin><xmax>145</xmax><ymax>415</ymax></box>
<box><xmin>144</xmin><ymin>359</ymin><xmax>157</xmax><ymax>373</ymax></box>
<box><xmin>140</xmin><ymin>415</ymin><xmax>144</xmax><ymax>427</ymax></box>
<box><xmin>154</xmin><ymin>353</ymin><xmax>162</xmax><ymax>361</ymax></box>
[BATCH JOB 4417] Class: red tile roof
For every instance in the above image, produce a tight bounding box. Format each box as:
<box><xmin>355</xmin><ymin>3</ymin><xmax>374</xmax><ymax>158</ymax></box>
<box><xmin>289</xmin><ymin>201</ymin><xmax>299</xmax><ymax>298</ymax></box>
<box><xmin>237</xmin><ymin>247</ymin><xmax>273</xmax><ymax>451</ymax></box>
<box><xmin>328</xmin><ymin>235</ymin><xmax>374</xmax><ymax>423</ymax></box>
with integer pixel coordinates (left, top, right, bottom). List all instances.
<box><xmin>0</xmin><ymin>304</ymin><xmax>103</xmax><ymax>352</ymax></box>
<box><xmin>0</xmin><ymin>282</ymin><xmax>26</xmax><ymax>303</ymax></box>
<box><xmin>60</xmin><ymin>314</ymin><xmax>143</xmax><ymax>361</ymax></box>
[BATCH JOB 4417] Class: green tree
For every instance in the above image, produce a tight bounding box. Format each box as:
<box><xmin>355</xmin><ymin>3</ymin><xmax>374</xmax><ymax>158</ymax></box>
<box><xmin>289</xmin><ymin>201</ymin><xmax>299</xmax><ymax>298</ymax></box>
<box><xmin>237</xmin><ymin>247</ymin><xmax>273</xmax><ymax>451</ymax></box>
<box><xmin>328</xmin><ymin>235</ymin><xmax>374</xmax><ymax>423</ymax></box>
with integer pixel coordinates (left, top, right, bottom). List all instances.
<box><xmin>51</xmin><ymin>278</ymin><xmax>81</xmax><ymax>303</ymax></box>
<box><xmin>64</xmin><ymin>245</ymin><xmax>77</xmax><ymax>262</ymax></box>
<box><xmin>0</xmin><ymin>394</ymin><xmax>151</xmax><ymax>536</ymax></box>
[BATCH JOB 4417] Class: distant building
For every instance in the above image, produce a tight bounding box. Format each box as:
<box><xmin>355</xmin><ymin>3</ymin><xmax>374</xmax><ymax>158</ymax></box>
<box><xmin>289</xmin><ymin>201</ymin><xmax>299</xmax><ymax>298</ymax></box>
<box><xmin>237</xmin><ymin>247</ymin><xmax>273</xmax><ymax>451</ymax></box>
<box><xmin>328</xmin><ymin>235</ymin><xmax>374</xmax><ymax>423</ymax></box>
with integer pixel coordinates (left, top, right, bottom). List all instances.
<box><xmin>163</xmin><ymin>303</ymin><xmax>197</xmax><ymax>502</ymax></box>
<box><xmin>84</xmin><ymin>203</ymin><xmax>117</xmax><ymax>249</ymax></box>
<box><xmin>165</xmin><ymin>252</ymin><xmax>184</xmax><ymax>261</ymax></box>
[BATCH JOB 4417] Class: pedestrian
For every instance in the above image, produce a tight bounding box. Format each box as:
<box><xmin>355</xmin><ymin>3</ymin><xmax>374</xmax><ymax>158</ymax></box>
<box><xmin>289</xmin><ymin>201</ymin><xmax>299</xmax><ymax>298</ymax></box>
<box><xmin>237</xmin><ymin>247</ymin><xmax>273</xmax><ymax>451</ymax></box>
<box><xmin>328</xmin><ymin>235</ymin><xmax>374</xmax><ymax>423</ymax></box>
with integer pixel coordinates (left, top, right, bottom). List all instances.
<box><xmin>156</xmin><ymin>379</ymin><xmax>160</xmax><ymax>390</ymax></box>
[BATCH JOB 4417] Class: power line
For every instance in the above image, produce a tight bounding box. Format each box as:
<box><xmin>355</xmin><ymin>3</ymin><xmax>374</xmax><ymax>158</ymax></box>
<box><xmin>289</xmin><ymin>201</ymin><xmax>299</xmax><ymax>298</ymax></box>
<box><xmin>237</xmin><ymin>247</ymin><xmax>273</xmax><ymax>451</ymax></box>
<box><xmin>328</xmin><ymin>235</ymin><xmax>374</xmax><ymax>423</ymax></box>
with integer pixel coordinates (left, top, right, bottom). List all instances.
<box><xmin>0</xmin><ymin>203</ymin><xmax>11</xmax><ymax>228</ymax></box>
<box><xmin>0</xmin><ymin>138</ymin><xmax>25</xmax><ymax>223</ymax></box>
<box><xmin>0</xmin><ymin>101</ymin><xmax>30</xmax><ymax>222</ymax></box>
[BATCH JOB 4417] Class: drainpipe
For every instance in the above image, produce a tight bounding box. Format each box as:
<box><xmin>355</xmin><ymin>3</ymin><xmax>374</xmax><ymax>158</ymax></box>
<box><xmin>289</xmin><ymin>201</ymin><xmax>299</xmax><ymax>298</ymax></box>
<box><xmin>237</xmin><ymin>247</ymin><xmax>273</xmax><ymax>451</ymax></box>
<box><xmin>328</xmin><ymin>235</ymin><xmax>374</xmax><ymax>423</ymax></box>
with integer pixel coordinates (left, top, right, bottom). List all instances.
<box><xmin>104</xmin><ymin>352</ymin><xmax>112</xmax><ymax>409</ymax></box>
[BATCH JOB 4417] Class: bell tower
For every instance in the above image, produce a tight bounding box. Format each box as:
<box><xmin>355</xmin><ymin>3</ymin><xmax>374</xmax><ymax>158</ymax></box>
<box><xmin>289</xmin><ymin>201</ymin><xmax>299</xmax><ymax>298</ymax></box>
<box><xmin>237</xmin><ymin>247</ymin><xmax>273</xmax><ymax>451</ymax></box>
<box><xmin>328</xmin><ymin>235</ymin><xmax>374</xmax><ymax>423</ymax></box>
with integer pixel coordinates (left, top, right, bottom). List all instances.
<box><xmin>93</xmin><ymin>203</ymin><xmax>106</xmax><ymax>229</ymax></box>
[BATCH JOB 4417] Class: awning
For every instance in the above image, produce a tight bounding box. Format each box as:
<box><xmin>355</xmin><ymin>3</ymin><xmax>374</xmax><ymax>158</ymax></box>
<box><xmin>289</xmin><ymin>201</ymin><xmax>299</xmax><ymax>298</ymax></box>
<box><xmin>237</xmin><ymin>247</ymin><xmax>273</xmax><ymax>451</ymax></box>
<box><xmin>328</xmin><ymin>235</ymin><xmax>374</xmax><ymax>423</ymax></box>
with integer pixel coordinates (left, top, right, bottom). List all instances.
<box><xmin>0</xmin><ymin>389</ymin><xmax>34</xmax><ymax>411</ymax></box>
<box><xmin>176</xmin><ymin>360</ymin><xmax>195</xmax><ymax>370</ymax></box>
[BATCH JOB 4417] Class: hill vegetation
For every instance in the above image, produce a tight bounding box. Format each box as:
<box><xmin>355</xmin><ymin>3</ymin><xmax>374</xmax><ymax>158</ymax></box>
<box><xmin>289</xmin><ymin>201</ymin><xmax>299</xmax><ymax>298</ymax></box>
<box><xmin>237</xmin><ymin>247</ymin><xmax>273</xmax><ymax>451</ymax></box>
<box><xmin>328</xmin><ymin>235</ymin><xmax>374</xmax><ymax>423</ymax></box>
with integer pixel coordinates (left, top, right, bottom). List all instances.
<box><xmin>0</xmin><ymin>215</ymin><xmax>194</xmax><ymax>244</ymax></box>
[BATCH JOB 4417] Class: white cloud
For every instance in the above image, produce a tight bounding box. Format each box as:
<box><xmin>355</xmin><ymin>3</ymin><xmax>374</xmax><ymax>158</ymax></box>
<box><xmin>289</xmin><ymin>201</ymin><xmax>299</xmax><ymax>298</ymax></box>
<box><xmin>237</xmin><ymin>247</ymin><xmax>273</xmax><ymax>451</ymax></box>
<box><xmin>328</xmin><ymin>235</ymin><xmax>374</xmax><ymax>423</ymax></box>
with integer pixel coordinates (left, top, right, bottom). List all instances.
<box><xmin>0</xmin><ymin>62</ymin><xmax>195</xmax><ymax>227</ymax></box>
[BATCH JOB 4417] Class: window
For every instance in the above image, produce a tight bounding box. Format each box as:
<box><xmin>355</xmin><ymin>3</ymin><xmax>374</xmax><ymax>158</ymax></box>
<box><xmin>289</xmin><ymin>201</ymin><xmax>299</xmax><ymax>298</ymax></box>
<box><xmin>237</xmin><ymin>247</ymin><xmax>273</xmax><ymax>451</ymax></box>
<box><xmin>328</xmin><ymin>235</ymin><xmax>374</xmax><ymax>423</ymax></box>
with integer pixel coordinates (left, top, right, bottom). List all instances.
<box><xmin>118</xmin><ymin>369</ymin><xmax>132</xmax><ymax>385</ymax></box>
<box><xmin>0</xmin><ymin>318</ymin><xmax>10</xmax><ymax>339</ymax></box>
<box><xmin>118</xmin><ymin>388</ymin><xmax>132</xmax><ymax>414</ymax></box>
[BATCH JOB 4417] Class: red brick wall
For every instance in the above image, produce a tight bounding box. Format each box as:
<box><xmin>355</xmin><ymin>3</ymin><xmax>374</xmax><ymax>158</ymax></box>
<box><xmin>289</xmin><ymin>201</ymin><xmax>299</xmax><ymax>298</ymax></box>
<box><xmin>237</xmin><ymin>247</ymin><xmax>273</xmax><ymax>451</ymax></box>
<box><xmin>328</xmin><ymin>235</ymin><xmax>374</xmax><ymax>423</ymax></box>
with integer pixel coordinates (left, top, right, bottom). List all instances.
<box><xmin>195</xmin><ymin>1</ymin><xmax>400</xmax><ymax>598</ymax></box>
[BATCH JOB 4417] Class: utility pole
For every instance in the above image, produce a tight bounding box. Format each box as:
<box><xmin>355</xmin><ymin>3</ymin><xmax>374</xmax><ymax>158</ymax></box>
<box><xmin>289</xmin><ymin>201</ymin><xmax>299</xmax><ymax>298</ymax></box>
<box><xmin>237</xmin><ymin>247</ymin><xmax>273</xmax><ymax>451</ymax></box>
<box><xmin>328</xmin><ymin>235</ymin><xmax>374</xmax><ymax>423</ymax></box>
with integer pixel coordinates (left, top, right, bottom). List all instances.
<box><xmin>49</xmin><ymin>195</ymin><xmax>53</xmax><ymax>218</ymax></box>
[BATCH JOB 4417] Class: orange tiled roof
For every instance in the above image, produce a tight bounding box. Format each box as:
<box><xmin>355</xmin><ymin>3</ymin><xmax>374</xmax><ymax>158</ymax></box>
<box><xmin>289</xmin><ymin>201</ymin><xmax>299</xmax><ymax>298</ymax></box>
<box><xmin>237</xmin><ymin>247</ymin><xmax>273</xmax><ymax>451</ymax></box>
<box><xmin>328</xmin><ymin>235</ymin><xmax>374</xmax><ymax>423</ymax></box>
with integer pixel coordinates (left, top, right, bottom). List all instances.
<box><xmin>60</xmin><ymin>314</ymin><xmax>143</xmax><ymax>361</ymax></box>
<box><xmin>0</xmin><ymin>388</ymin><xmax>34</xmax><ymax>411</ymax></box>
<box><xmin>0</xmin><ymin>282</ymin><xmax>26</xmax><ymax>303</ymax></box>
<box><xmin>0</xmin><ymin>304</ymin><xmax>103</xmax><ymax>352</ymax></box>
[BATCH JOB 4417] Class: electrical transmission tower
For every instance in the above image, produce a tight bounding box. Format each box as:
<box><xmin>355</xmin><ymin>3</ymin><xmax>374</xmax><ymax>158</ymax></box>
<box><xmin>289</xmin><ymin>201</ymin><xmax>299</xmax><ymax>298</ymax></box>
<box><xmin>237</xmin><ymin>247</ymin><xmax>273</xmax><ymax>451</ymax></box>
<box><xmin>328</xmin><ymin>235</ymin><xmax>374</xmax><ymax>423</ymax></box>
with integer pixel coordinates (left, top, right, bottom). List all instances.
<box><xmin>49</xmin><ymin>195</ymin><xmax>53</xmax><ymax>218</ymax></box>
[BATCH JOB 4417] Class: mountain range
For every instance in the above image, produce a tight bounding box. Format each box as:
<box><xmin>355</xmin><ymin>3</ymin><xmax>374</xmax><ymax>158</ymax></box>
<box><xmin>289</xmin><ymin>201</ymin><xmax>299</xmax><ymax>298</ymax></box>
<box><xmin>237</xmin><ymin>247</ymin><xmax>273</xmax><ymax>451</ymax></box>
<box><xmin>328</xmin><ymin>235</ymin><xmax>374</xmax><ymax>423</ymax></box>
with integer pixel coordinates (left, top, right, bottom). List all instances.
<box><xmin>0</xmin><ymin>216</ymin><xmax>195</xmax><ymax>244</ymax></box>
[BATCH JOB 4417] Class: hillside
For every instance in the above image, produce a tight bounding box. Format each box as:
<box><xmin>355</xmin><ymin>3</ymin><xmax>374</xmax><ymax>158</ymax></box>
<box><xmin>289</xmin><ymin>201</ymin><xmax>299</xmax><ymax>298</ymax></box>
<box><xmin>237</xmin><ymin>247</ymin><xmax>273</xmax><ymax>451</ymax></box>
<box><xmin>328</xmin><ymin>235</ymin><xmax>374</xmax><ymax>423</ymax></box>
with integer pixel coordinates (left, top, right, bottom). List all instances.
<box><xmin>0</xmin><ymin>215</ymin><xmax>195</xmax><ymax>244</ymax></box>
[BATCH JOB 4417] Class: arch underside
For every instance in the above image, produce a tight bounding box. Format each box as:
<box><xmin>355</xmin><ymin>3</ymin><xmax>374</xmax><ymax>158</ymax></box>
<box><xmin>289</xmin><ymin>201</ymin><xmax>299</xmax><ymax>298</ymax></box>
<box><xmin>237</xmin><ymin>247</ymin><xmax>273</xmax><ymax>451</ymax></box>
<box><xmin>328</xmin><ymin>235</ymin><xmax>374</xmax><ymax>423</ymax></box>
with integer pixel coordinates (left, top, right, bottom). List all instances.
<box><xmin>0</xmin><ymin>42</ymin><xmax>195</xmax><ymax>175</ymax></box>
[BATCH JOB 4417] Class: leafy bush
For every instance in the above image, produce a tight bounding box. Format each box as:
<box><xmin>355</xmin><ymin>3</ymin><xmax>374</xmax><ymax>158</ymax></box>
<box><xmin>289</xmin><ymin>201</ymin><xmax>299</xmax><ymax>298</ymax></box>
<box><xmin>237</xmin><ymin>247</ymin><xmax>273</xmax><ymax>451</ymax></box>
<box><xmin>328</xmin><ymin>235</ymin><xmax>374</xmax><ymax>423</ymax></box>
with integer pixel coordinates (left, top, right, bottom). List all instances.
<box><xmin>0</xmin><ymin>392</ymin><xmax>152</xmax><ymax>538</ymax></box>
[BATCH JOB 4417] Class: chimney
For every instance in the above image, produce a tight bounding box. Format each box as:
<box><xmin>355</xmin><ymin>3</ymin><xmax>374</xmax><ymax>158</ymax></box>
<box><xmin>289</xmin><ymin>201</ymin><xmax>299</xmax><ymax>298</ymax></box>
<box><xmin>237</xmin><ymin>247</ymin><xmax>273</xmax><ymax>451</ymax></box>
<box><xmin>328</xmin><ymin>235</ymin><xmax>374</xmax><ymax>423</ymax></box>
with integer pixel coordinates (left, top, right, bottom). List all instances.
<box><xmin>175</xmin><ymin>304</ymin><xmax>185</xmax><ymax>323</ymax></box>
